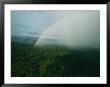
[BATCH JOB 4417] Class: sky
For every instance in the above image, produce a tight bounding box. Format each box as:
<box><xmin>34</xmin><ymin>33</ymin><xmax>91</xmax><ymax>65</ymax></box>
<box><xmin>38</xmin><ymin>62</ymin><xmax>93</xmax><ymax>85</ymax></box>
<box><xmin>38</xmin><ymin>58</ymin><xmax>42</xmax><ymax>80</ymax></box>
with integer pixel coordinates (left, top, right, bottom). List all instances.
<box><xmin>11</xmin><ymin>10</ymin><xmax>72</xmax><ymax>36</ymax></box>
<box><xmin>11</xmin><ymin>10</ymin><xmax>99</xmax><ymax>36</ymax></box>
<box><xmin>11</xmin><ymin>10</ymin><xmax>100</xmax><ymax>49</ymax></box>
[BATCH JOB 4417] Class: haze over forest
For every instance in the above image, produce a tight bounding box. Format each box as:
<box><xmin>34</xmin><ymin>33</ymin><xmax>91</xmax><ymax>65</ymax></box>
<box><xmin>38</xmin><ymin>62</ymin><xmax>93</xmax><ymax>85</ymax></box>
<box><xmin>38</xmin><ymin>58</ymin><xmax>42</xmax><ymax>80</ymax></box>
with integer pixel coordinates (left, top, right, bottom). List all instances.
<box><xmin>11</xmin><ymin>10</ymin><xmax>100</xmax><ymax>49</ymax></box>
<box><xmin>11</xmin><ymin>10</ymin><xmax>100</xmax><ymax>77</ymax></box>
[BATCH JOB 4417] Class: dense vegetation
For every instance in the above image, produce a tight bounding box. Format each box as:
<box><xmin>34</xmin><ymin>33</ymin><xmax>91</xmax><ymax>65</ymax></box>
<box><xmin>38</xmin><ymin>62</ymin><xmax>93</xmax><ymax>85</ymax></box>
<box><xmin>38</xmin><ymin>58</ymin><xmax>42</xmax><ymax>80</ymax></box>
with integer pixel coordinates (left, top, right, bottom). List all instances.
<box><xmin>11</xmin><ymin>42</ymin><xmax>100</xmax><ymax>77</ymax></box>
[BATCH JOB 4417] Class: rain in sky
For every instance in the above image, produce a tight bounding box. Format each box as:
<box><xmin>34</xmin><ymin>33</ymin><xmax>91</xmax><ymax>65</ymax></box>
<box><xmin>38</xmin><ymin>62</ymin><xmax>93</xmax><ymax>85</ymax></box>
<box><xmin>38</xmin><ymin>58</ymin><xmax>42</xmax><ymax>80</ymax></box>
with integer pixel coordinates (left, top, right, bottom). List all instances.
<box><xmin>11</xmin><ymin>10</ymin><xmax>100</xmax><ymax>49</ymax></box>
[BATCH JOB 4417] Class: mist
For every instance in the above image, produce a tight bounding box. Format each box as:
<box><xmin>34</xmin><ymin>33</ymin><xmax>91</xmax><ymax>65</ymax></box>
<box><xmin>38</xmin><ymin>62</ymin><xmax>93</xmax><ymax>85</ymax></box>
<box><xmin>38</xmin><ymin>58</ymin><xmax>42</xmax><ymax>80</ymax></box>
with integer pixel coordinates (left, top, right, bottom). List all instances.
<box><xmin>35</xmin><ymin>11</ymin><xmax>100</xmax><ymax>49</ymax></box>
<box><xmin>11</xmin><ymin>10</ymin><xmax>100</xmax><ymax>49</ymax></box>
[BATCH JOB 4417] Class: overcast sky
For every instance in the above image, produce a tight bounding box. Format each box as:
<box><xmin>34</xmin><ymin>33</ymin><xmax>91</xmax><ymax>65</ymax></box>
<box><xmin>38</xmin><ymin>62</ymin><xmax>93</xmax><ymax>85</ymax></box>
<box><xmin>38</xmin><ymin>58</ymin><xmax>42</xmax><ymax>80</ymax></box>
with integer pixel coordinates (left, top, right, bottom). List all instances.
<box><xmin>11</xmin><ymin>10</ymin><xmax>71</xmax><ymax>36</ymax></box>
<box><xmin>11</xmin><ymin>10</ymin><xmax>100</xmax><ymax>49</ymax></box>
<box><xmin>11</xmin><ymin>10</ymin><xmax>99</xmax><ymax>36</ymax></box>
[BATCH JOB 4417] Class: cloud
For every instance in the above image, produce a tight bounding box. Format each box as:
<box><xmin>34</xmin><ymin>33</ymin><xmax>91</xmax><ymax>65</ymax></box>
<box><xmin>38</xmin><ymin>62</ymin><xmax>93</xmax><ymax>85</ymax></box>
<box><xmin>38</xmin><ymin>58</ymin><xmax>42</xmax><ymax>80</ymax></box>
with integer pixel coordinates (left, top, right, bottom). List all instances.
<box><xmin>35</xmin><ymin>11</ymin><xmax>100</xmax><ymax>49</ymax></box>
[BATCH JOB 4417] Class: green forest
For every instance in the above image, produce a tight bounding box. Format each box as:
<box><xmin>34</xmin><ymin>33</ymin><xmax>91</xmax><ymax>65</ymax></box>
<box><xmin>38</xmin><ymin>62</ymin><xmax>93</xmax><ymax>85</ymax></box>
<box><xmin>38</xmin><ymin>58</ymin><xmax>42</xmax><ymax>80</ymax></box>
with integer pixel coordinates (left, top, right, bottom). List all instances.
<box><xmin>11</xmin><ymin>42</ymin><xmax>100</xmax><ymax>77</ymax></box>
